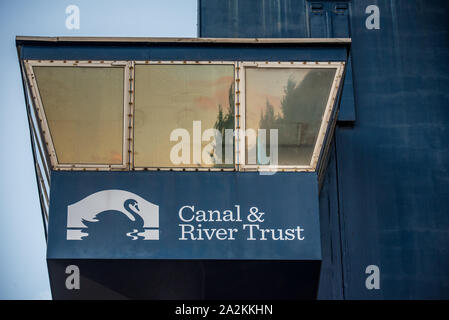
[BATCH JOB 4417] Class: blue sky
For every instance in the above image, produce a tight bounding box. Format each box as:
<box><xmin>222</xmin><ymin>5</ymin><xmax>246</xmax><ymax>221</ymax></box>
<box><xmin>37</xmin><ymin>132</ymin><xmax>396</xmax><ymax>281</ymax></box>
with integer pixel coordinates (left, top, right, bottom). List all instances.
<box><xmin>0</xmin><ymin>0</ymin><xmax>196</xmax><ymax>300</ymax></box>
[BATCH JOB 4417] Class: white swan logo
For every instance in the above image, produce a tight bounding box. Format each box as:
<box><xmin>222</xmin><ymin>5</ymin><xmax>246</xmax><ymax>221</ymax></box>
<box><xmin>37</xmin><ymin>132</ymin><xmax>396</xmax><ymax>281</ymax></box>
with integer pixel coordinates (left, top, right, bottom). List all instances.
<box><xmin>66</xmin><ymin>190</ymin><xmax>159</xmax><ymax>240</ymax></box>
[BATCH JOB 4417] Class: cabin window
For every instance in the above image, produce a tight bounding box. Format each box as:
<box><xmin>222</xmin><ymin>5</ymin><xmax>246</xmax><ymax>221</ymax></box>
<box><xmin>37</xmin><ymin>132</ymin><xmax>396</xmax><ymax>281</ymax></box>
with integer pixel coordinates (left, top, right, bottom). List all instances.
<box><xmin>133</xmin><ymin>63</ymin><xmax>235</xmax><ymax>169</ymax></box>
<box><xmin>26</xmin><ymin>61</ymin><xmax>129</xmax><ymax>169</ymax></box>
<box><xmin>24</xmin><ymin>60</ymin><xmax>344</xmax><ymax>172</ymax></box>
<box><xmin>239</xmin><ymin>63</ymin><xmax>339</xmax><ymax>170</ymax></box>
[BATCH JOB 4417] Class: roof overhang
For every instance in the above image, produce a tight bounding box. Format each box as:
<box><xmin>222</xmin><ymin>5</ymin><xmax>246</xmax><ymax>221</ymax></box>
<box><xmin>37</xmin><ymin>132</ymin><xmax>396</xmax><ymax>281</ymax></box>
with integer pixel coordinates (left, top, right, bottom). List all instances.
<box><xmin>16</xmin><ymin>36</ymin><xmax>351</xmax><ymax>46</ymax></box>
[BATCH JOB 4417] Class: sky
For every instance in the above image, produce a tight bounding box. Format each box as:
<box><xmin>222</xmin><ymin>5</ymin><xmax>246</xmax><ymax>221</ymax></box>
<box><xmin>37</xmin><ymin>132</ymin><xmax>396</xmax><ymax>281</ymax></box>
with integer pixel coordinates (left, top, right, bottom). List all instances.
<box><xmin>0</xmin><ymin>0</ymin><xmax>197</xmax><ymax>300</ymax></box>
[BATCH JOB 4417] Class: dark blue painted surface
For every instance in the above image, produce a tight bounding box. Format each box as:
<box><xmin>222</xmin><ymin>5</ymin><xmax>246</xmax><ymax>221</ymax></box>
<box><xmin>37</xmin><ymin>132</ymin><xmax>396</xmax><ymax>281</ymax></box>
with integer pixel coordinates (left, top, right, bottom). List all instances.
<box><xmin>199</xmin><ymin>0</ymin><xmax>309</xmax><ymax>38</ymax></box>
<box><xmin>47</xmin><ymin>171</ymin><xmax>321</xmax><ymax>261</ymax></box>
<box><xmin>199</xmin><ymin>0</ymin><xmax>449</xmax><ymax>299</ymax></box>
<box><xmin>20</xmin><ymin>43</ymin><xmax>347</xmax><ymax>61</ymax></box>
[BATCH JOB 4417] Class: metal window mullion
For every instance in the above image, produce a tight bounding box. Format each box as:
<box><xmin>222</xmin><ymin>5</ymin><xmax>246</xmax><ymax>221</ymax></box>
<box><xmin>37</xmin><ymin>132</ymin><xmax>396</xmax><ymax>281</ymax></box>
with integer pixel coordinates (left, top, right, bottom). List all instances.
<box><xmin>234</xmin><ymin>62</ymin><xmax>241</xmax><ymax>170</ymax></box>
<box><xmin>237</xmin><ymin>62</ymin><xmax>247</xmax><ymax>169</ymax></box>
<box><xmin>122</xmin><ymin>62</ymin><xmax>134</xmax><ymax>170</ymax></box>
<box><xmin>128</xmin><ymin>62</ymin><xmax>135</xmax><ymax>170</ymax></box>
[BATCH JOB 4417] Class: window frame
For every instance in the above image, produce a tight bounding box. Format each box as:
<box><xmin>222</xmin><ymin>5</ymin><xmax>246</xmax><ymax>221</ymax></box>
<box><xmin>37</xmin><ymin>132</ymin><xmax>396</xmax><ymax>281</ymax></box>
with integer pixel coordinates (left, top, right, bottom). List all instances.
<box><xmin>238</xmin><ymin>61</ymin><xmax>345</xmax><ymax>172</ymax></box>
<box><xmin>24</xmin><ymin>60</ymin><xmax>132</xmax><ymax>170</ymax></box>
<box><xmin>132</xmin><ymin>60</ymin><xmax>239</xmax><ymax>171</ymax></box>
<box><xmin>24</xmin><ymin>59</ymin><xmax>345</xmax><ymax>172</ymax></box>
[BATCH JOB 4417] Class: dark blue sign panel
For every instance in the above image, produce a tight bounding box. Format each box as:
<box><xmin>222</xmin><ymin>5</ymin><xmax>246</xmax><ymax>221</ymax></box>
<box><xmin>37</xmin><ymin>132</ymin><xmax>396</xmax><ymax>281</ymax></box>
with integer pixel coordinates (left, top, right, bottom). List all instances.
<box><xmin>47</xmin><ymin>171</ymin><xmax>321</xmax><ymax>261</ymax></box>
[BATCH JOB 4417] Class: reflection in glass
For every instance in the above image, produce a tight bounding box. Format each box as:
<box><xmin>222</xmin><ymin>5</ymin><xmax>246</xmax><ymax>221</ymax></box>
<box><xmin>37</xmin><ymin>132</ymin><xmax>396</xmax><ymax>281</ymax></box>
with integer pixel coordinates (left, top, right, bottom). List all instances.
<box><xmin>33</xmin><ymin>66</ymin><xmax>124</xmax><ymax>165</ymax></box>
<box><xmin>245</xmin><ymin>67</ymin><xmax>336</xmax><ymax>166</ymax></box>
<box><xmin>134</xmin><ymin>64</ymin><xmax>235</xmax><ymax>168</ymax></box>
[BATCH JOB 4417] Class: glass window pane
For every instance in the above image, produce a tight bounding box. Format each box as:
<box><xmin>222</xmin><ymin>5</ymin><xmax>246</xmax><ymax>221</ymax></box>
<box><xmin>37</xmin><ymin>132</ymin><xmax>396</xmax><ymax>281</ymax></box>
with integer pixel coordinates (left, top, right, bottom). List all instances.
<box><xmin>33</xmin><ymin>66</ymin><xmax>124</xmax><ymax>165</ymax></box>
<box><xmin>245</xmin><ymin>67</ymin><xmax>336</xmax><ymax>166</ymax></box>
<box><xmin>134</xmin><ymin>64</ymin><xmax>235</xmax><ymax>168</ymax></box>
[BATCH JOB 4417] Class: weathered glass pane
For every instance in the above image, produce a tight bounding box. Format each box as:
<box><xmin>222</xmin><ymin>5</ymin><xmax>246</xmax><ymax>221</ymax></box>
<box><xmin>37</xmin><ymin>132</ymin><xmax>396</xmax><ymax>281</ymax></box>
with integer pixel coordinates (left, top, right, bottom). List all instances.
<box><xmin>245</xmin><ymin>67</ymin><xmax>336</xmax><ymax>166</ymax></box>
<box><xmin>134</xmin><ymin>64</ymin><xmax>235</xmax><ymax>168</ymax></box>
<box><xmin>33</xmin><ymin>66</ymin><xmax>124</xmax><ymax>165</ymax></box>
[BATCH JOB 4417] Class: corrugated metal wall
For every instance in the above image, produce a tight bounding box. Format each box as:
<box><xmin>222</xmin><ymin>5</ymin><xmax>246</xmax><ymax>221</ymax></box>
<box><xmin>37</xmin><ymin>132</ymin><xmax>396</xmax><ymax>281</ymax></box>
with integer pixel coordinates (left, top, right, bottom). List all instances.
<box><xmin>199</xmin><ymin>0</ymin><xmax>449</xmax><ymax>299</ymax></box>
